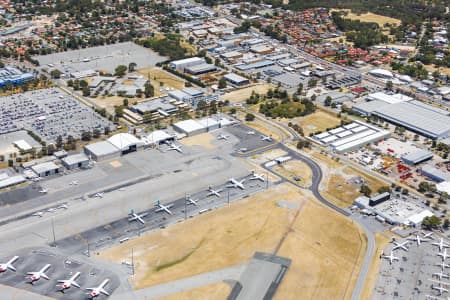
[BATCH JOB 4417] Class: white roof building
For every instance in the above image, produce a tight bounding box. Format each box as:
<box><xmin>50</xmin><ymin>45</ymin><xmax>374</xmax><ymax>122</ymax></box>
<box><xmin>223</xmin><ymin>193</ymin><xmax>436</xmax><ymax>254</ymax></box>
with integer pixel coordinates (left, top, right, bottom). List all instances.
<box><xmin>368</xmin><ymin>68</ymin><xmax>393</xmax><ymax>78</ymax></box>
<box><xmin>144</xmin><ymin>130</ymin><xmax>175</xmax><ymax>145</ymax></box>
<box><xmin>13</xmin><ymin>140</ymin><xmax>32</xmax><ymax>151</ymax></box>
<box><xmin>107</xmin><ymin>133</ymin><xmax>144</xmax><ymax>151</ymax></box>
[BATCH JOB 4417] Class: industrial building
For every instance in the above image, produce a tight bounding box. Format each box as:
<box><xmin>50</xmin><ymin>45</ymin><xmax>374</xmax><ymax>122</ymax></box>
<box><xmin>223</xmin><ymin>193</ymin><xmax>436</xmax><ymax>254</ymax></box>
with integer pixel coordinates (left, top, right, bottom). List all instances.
<box><xmin>168</xmin><ymin>57</ymin><xmax>205</xmax><ymax>72</ymax></box>
<box><xmin>223</xmin><ymin>73</ymin><xmax>250</xmax><ymax>86</ymax></box>
<box><xmin>353</xmin><ymin>98</ymin><xmax>450</xmax><ymax>139</ymax></box>
<box><xmin>185</xmin><ymin>63</ymin><xmax>217</xmax><ymax>75</ymax></box>
<box><xmin>173</xmin><ymin>115</ymin><xmax>232</xmax><ymax>136</ymax></box>
<box><xmin>326</xmin><ymin>75</ymin><xmax>361</xmax><ymax>89</ymax></box>
<box><xmin>107</xmin><ymin>133</ymin><xmax>144</xmax><ymax>154</ymax></box>
<box><xmin>31</xmin><ymin>161</ymin><xmax>62</xmax><ymax>177</ymax></box>
<box><xmin>61</xmin><ymin>153</ymin><xmax>90</xmax><ymax>170</ymax></box>
<box><xmin>0</xmin><ymin>174</ymin><xmax>26</xmax><ymax>189</ymax></box>
<box><xmin>0</xmin><ymin>67</ymin><xmax>34</xmax><ymax>87</ymax></box>
<box><xmin>401</xmin><ymin>149</ymin><xmax>433</xmax><ymax>165</ymax></box>
<box><xmin>173</xmin><ymin>119</ymin><xmax>206</xmax><ymax>136</ymax></box>
<box><xmin>143</xmin><ymin>130</ymin><xmax>175</xmax><ymax>145</ymax></box>
<box><xmin>311</xmin><ymin>120</ymin><xmax>390</xmax><ymax>153</ymax></box>
<box><xmin>369</xmin><ymin>192</ymin><xmax>390</xmax><ymax>206</ymax></box>
<box><xmin>84</xmin><ymin>141</ymin><xmax>120</xmax><ymax>161</ymax></box>
<box><xmin>368</xmin><ymin>68</ymin><xmax>393</xmax><ymax>79</ymax></box>
<box><xmin>421</xmin><ymin>165</ymin><xmax>450</xmax><ymax>183</ymax></box>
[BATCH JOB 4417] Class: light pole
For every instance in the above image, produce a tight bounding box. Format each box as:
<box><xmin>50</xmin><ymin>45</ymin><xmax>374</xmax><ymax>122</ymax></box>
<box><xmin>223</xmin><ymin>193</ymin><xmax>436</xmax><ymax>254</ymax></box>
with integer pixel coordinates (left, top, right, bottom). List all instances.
<box><xmin>51</xmin><ymin>217</ymin><xmax>56</xmax><ymax>247</ymax></box>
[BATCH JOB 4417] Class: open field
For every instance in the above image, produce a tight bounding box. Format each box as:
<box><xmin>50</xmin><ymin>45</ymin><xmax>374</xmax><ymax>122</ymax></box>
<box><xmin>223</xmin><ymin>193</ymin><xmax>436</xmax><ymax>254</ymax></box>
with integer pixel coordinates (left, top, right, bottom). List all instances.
<box><xmin>331</xmin><ymin>9</ymin><xmax>401</xmax><ymax>27</ymax></box>
<box><xmin>99</xmin><ymin>183</ymin><xmax>365</xmax><ymax>300</ymax></box>
<box><xmin>180</xmin><ymin>132</ymin><xmax>216</xmax><ymax>150</ymax></box>
<box><xmin>273</xmin><ymin>160</ymin><xmax>313</xmax><ymax>188</ymax></box>
<box><xmin>222</xmin><ymin>84</ymin><xmax>272</xmax><ymax>103</ymax></box>
<box><xmin>424</xmin><ymin>64</ymin><xmax>450</xmax><ymax>77</ymax></box>
<box><xmin>157</xmin><ymin>282</ymin><xmax>230</xmax><ymax>300</ymax></box>
<box><xmin>137</xmin><ymin>67</ymin><xmax>186</xmax><ymax>96</ymax></box>
<box><xmin>323</xmin><ymin>174</ymin><xmax>362</xmax><ymax>208</ymax></box>
<box><xmin>91</xmin><ymin>95</ymin><xmax>137</xmax><ymax>114</ymax></box>
<box><xmin>360</xmin><ymin>232</ymin><xmax>391</xmax><ymax>300</ymax></box>
<box><xmin>246</xmin><ymin>120</ymin><xmax>283</xmax><ymax>142</ymax></box>
<box><xmin>295</xmin><ymin>110</ymin><xmax>342</xmax><ymax>136</ymax></box>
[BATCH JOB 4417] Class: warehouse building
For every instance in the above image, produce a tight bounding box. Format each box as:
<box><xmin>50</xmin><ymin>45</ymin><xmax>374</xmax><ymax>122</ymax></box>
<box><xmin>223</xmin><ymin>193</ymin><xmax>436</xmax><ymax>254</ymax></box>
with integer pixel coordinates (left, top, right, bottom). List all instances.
<box><xmin>169</xmin><ymin>57</ymin><xmax>205</xmax><ymax>72</ymax></box>
<box><xmin>31</xmin><ymin>161</ymin><xmax>62</xmax><ymax>177</ymax></box>
<box><xmin>143</xmin><ymin>130</ymin><xmax>175</xmax><ymax>145</ymax></box>
<box><xmin>84</xmin><ymin>141</ymin><xmax>120</xmax><ymax>161</ymax></box>
<box><xmin>197</xmin><ymin>117</ymin><xmax>220</xmax><ymax>131</ymax></box>
<box><xmin>61</xmin><ymin>153</ymin><xmax>90</xmax><ymax>170</ymax></box>
<box><xmin>421</xmin><ymin>165</ymin><xmax>450</xmax><ymax>183</ymax></box>
<box><xmin>185</xmin><ymin>63</ymin><xmax>217</xmax><ymax>75</ymax></box>
<box><xmin>0</xmin><ymin>174</ymin><xmax>26</xmax><ymax>189</ymax></box>
<box><xmin>369</xmin><ymin>192</ymin><xmax>391</xmax><ymax>206</ymax></box>
<box><xmin>223</xmin><ymin>73</ymin><xmax>250</xmax><ymax>86</ymax></box>
<box><xmin>401</xmin><ymin>149</ymin><xmax>433</xmax><ymax>165</ymax></box>
<box><xmin>173</xmin><ymin>119</ymin><xmax>206</xmax><ymax>136</ymax></box>
<box><xmin>107</xmin><ymin>133</ymin><xmax>144</xmax><ymax>155</ymax></box>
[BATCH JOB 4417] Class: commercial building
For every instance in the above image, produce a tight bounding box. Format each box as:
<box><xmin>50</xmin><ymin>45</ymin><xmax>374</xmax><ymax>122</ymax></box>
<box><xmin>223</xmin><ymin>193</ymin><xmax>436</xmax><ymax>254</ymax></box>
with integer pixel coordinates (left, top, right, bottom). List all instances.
<box><xmin>368</xmin><ymin>68</ymin><xmax>393</xmax><ymax>79</ymax></box>
<box><xmin>31</xmin><ymin>161</ymin><xmax>62</xmax><ymax>177</ymax></box>
<box><xmin>0</xmin><ymin>67</ymin><xmax>34</xmax><ymax>87</ymax></box>
<box><xmin>401</xmin><ymin>149</ymin><xmax>433</xmax><ymax>165</ymax></box>
<box><xmin>223</xmin><ymin>73</ymin><xmax>250</xmax><ymax>86</ymax></box>
<box><xmin>367</xmin><ymin>92</ymin><xmax>412</xmax><ymax>104</ymax></box>
<box><xmin>369</xmin><ymin>192</ymin><xmax>390</xmax><ymax>206</ymax></box>
<box><xmin>84</xmin><ymin>141</ymin><xmax>120</xmax><ymax>161</ymax></box>
<box><xmin>130</xmin><ymin>96</ymin><xmax>190</xmax><ymax>122</ymax></box>
<box><xmin>326</xmin><ymin>75</ymin><xmax>361</xmax><ymax>89</ymax></box>
<box><xmin>250</xmin><ymin>44</ymin><xmax>274</xmax><ymax>55</ymax></box>
<box><xmin>168</xmin><ymin>57</ymin><xmax>205</xmax><ymax>72</ymax></box>
<box><xmin>311</xmin><ymin>120</ymin><xmax>390</xmax><ymax>153</ymax></box>
<box><xmin>61</xmin><ymin>153</ymin><xmax>90</xmax><ymax>170</ymax></box>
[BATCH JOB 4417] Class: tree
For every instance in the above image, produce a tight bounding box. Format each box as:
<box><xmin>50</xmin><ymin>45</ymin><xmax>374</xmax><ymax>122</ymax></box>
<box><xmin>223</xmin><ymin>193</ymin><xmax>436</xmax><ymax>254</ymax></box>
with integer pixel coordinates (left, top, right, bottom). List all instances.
<box><xmin>386</xmin><ymin>80</ymin><xmax>393</xmax><ymax>91</ymax></box>
<box><xmin>218</xmin><ymin>77</ymin><xmax>227</xmax><ymax>89</ymax></box>
<box><xmin>128</xmin><ymin>62</ymin><xmax>137</xmax><ymax>72</ymax></box>
<box><xmin>422</xmin><ymin>215</ymin><xmax>441</xmax><ymax>230</ymax></box>
<box><xmin>123</xmin><ymin>99</ymin><xmax>129</xmax><ymax>107</ymax></box>
<box><xmin>377</xmin><ymin>186</ymin><xmax>391</xmax><ymax>194</ymax></box>
<box><xmin>144</xmin><ymin>82</ymin><xmax>154</xmax><ymax>97</ymax></box>
<box><xmin>50</xmin><ymin>69</ymin><xmax>61</xmax><ymax>79</ymax></box>
<box><xmin>114</xmin><ymin>65</ymin><xmax>127</xmax><ymax>77</ymax></box>
<box><xmin>444</xmin><ymin>219</ymin><xmax>450</xmax><ymax>229</ymax></box>
<box><xmin>307</xmin><ymin>78</ymin><xmax>318</xmax><ymax>88</ymax></box>
<box><xmin>82</xmin><ymin>86</ymin><xmax>90</xmax><ymax>97</ymax></box>
<box><xmin>360</xmin><ymin>184</ymin><xmax>372</xmax><ymax>197</ymax></box>
<box><xmin>56</xmin><ymin>135</ymin><xmax>63</xmax><ymax>149</ymax></box>
<box><xmin>296</xmin><ymin>83</ymin><xmax>303</xmax><ymax>95</ymax></box>
<box><xmin>104</xmin><ymin>126</ymin><xmax>110</xmax><ymax>135</ymax></box>
<box><xmin>81</xmin><ymin>131</ymin><xmax>91</xmax><ymax>141</ymax></box>
<box><xmin>324</xmin><ymin>96</ymin><xmax>332</xmax><ymax>106</ymax></box>
<box><xmin>245</xmin><ymin>113</ymin><xmax>255</xmax><ymax>122</ymax></box>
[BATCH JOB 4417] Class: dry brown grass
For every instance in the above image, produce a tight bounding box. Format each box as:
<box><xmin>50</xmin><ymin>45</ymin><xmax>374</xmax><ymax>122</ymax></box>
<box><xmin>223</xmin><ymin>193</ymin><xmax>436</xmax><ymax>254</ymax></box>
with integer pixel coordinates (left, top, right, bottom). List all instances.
<box><xmin>323</xmin><ymin>174</ymin><xmax>361</xmax><ymax>208</ymax></box>
<box><xmin>156</xmin><ymin>282</ymin><xmax>230</xmax><ymax>300</ymax></box>
<box><xmin>343</xmin><ymin>167</ymin><xmax>389</xmax><ymax>194</ymax></box>
<box><xmin>222</xmin><ymin>84</ymin><xmax>272</xmax><ymax>103</ymax></box>
<box><xmin>273</xmin><ymin>160</ymin><xmax>313</xmax><ymax>188</ymax></box>
<box><xmin>331</xmin><ymin>9</ymin><xmax>401</xmax><ymax>27</ymax></box>
<box><xmin>295</xmin><ymin>111</ymin><xmax>342</xmax><ymax>136</ymax></box>
<box><xmin>99</xmin><ymin>184</ymin><xmax>366</xmax><ymax>300</ymax></box>
<box><xmin>137</xmin><ymin>67</ymin><xmax>185</xmax><ymax>96</ymax></box>
<box><xmin>179</xmin><ymin>133</ymin><xmax>216</xmax><ymax>150</ymax></box>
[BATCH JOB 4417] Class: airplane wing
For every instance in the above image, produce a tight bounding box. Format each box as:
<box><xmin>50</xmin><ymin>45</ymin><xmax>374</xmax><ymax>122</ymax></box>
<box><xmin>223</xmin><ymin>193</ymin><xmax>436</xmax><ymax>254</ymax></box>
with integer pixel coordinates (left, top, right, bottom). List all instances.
<box><xmin>166</xmin><ymin>204</ymin><xmax>174</xmax><ymax>209</ymax></box>
<box><xmin>155</xmin><ymin>207</ymin><xmax>163</xmax><ymax>212</ymax></box>
<box><xmin>41</xmin><ymin>274</ymin><xmax>49</xmax><ymax>280</ymax></box>
<box><xmin>72</xmin><ymin>281</ymin><xmax>81</xmax><ymax>288</ymax></box>
<box><xmin>8</xmin><ymin>265</ymin><xmax>16</xmax><ymax>271</ymax></box>
<box><xmin>101</xmin><ymin>289</ymin><xmax>110</xmax><ymax>296</ymax></box>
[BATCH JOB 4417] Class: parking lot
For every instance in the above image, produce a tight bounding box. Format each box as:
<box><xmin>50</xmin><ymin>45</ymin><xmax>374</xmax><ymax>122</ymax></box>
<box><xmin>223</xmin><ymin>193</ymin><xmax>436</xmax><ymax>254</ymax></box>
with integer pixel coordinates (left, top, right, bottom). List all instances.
<box><xmin>34</xmin><ymin>42</ymin><xmax>166</xmax><ymax>74</ymax></box>
<box><xmin>373</xmin><ymin>234</ymin><xmax>450</xmax><ymax>300</ymax></box>
<box><xmin>0</xmin><ymin>248</ymin><xmax>119</xmax><ymax>300</ymax></box>
<box><xmin>0</xmin><ymin>87</ymin><xmax>115</xmax><ymax>143</ymax></box>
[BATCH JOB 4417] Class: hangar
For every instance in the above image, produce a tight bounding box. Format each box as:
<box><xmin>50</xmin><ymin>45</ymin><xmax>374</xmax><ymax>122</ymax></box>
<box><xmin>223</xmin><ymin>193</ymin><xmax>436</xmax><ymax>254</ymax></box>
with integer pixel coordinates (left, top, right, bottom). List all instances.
<box><xmin>31</xmin><ymin>161</ymin><xmax>62</xmax><ymax>177</ymax></box>
<box><xmin>84</xmin><ymin>141</ymin><xmax>120</xmax><ymax>161</ymax></box>
<box><xmin>107</xmin><ymin>133</ymin><xmax>144</xmax><ymax>155</ymax></box>
<box><xmin>173</xmin><ymin>119</ymin><xmax>205</xmax><ymax>136</ymax></box>
<box><xmin>143</xmin><ymin>130</ymin><xmax>175</xmax><ymax>145</ymax></box>
<box><xmin>62</xmin><ymin>153</ymin><xmax>90</xmax><ymax>170</ymax></box>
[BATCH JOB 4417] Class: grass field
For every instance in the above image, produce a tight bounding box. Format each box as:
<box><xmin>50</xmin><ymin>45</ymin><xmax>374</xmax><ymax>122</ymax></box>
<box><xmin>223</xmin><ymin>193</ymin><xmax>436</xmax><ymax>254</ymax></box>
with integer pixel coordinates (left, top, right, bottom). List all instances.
<box><xmin>222</xmin><ymin>84</ymin><xmax>272</xmax><ymax>103</ymax></box>
<box><xmin>137</xmin><ymin>67</ymin><xmax>185</xmax><ymax>96</ymax></box>
<box><xmin>295</xmin><ymin>111</ymin><xmax>342</xmax><ymax>136</ymax></box>
<box><xmin>331</xmin><ymin>9</ymin><xmax>401</xmax><ymax>27</ymax></box>
<box><xmin>99</xmin><ymin>183</ymin><xmax>366</xmax><ymax>300</ymax></box>
<box><xmin>157</xmin><ymin>282</ymin><xmax>231</xmax><ymax>300</ymax></box>
<box><xmin>273</xmin><ymin>160</ymin><xmax>313</xmax><ymax>188</ymax></box>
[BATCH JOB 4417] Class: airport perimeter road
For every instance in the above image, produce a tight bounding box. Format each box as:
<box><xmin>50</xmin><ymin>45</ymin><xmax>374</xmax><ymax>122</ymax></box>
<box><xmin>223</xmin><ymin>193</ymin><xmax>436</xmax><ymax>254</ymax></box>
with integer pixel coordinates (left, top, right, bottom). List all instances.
<box><xmin>261</xmin><ymin>144</ymin><xmax>375</xmax><ymax>300</ymax></box>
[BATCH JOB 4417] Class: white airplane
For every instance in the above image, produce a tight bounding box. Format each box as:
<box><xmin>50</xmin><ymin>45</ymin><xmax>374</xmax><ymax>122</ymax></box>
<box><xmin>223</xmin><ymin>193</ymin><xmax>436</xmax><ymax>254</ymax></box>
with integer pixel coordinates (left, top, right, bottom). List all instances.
<box><xmin>432</xmin><ymin>284</ymin><xmax>449</xmax><ymax>296</ymax></box>
<box><xmin>0</xmin><ymin>256</ymin><xmax>19</xmax><ymax>272</ymax></box>
<box><xmin>228</xmin><ymin>177</ymin><xmax>245</xmax><ymax>190</ymax></box>
<box><xmin>69</xmin><ymin>180</ymin><xmax>79</xmax><ymax>186</ymax></box>
<box><xmin>423</xmin><ymin>232</ymin><xmax>434</xmax><ymax>239</ymax></box>
<box><xmin>434</xmin><ymin>272</ymin><xmax>450</xmax><ymax>281</ymax></box>
<box><xmin>434</xmin><ymin>238</ymin><xmax>450</xmax><ymax>252</ymax></box>
<box><xmin>155</xmin><ymin>200</ymin><xmax>173</xmax><ymax>215</ymax></box>
<box><xmin>32</xmin><ymin>211</ymin><xmax>44</xmax><ymax>218</ymax></box>
<box><xmin>250</xmin><ymin>172</ymin><xmax>265</xmax><ymax>182</ymax></box>
<box><xmin>409</xmin><ymin>233</ymin><xmax>432</xmax><ymax>246</ymax></box>
<box><xmin>26</xmin><ymin>264</ymin><xmax>51</xmax><ymax>283</ymax></box>
<box><xmin>260</xmin><ymin>135</ymin><xmax>273</xmax><ymax>142</ymax></box>
<box><xmin>86</xmin><ymin>279</ymin><xmax>110</xmax><ymax>298</ymax></box>
<box><xmin>57</xmin><ymin>272</ymin><xmax>81</xmax><ymax>292</ymax></box>
<box><xmin>94</xmin><ymin>192</ymin><xmax>104</xmax><ymax>198</ymax></box>
<box><xmin>217</xmin><ymin>134</ymin><xmax>229</xmax><ymax>141</ymax></box>
<box><xmin>167</xmin><ymin>142</ymin><xmax>183</xmax><ymax>153</ymax></box>
<box><xmin>380</xmin><ymin>251</ymin><xmax>399</xmax><ymax>264</ymax></box>
<box><xmin>425</xmin><ymin>295</ymin><xmax>450</xmax><ymax>300</ymax></box>
<box><xmin>439</xmin><ymin>249</ymin><xmax>450</xmax><ymax>261</ymax></box>
<box><xmin>247</xmin><ymin>131</ymin><xmax>255</xmax><ymax>135</ymax></box>
<box><xmin>186</xmin><ymin>197</ymin><xmax>198</xmax><ymax>206</ymax></box>
<box><xmin>57</xmin><ymin>204</ymin><xmax>68</xmax><ymax>209</ymax></box>
<box><xmin>392</xmin><ymin>241</ymin><xmax>409</xmax><ymax>251</ymax></box>
<box><xmin>128</xmin><ymin>209</ymin><xmax>148</xmax><ymax>224</ymax></box>
<box><xmin>207</xmin><ymin>186</ymin><xmax>222</xmax><ymax>198</ymax></box>
<box><xmin>39</xmin><ymin>188</ymin><xmax>48</xmax><ymax>193</ymax></box>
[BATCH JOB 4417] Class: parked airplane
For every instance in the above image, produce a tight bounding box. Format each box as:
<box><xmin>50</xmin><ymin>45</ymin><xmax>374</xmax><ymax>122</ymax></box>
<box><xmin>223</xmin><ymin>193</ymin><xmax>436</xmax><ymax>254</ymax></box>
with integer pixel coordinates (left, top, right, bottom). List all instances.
<box><xmin>247</xmin><ymin>131</ymin><xmax>255</xmax><ymax>135</ymax></box>
<box><xmin>86</xmin><ymin>279</ymin><xmax>110</xmax><ymax>298</ymax></box>
<box><xmin>32</xmin><ymin>211</ymin><xmax>44</xmax><ymax>218</ymax></box>
<box><xmin>0</xmin><ymin>256</ymin><xmax>19</xmax><ymax>272</ymax></box>
<box><xmin>380</xmin><ymin>251</ymin><xmax>399</xmax><ymax>264</ymax></box>
<box><xmin>439</xmin><ymin>249</ymin><xmax>450</xmax><ymax>261</ymax></box>
<box><xmin>409</xmin><ymin>233</ymin><xmax>432</xmax><ymax>246</ymax></box>
<box><xmin>166</xmin><ymin>142</ymin><xmax>183</xmax><ymax>153</ymax></box>
<box><xmin>57</xmin><ymin>272</ymin><xmax>81</xmax><ymax>292</ymax></box>
<box><xmin>437</xmin><ymin>262</ymin><xmax>450</xmax><ymax>271</ymax></box>
<box><xmin>260</xmin><ymin>135</ymin><xmax>273</xmax><ymax>142</ymax></box>
<box><xmin>39</xmin><ymin>188</ymin><xmax>48</xmax><ymax>193</ymax></box>
<box><xmin>69</xmin><ymin>181</ymin><xmax>79</xmax><ymax>186</ymax></box>
<box><xmin>434</xmin><ymin>238</ymin><xmax>450</xmax><ymax>252</ymax></box>
<box><xmin>57</xmin><ymin>204</ymin><xmax>68</xmax><ymax>210</ymax></box>
<box><xmin>128</xmin><ymin>209</ymin><xmax>148</xmax><ymax>224</ymax></box>
<box><xmin>228</xmin><ymin>178</ymin><xmax>245</xmax><ymax>190</ymax></box>
<box><xmin>434</xmin><ymin>272</ymin><xmax>450</xmax><ymax>281</ymax></box>
<box><xmin>432</xmin><ymin>284</ymin><xmax>449</xmax><ymax>296</ymax></box>
<box><xmin>250</xmin><ymin>172</ymin><xmax>265</xmax><ymax>182</ymax></box>
<box><xmin>94</xmin><ymin>192</ymin><xmax>104</xmax><ymax>198</ymax></box>
<box><xmin>155</xmin><ymin>200</ymin><xmax>173</xmax><ymax>215</ymax></box>
<box><xmin>186</xmin><ymin>197</ymin><xmax>198</xmax><ymax>206</ymax></box>
<box><xmin>207</xmin><ymin>186</ymin><xmax>222</xmax><ymax>198</ymax></box>
<box><xmin>392</xmin><ymin>241</ymin><xmax>409</xmax><ymax>251</ymax></box>
<box><xmin>26</xmin><ymin>264</ymin><xmax>51</xmax><ymax>283</ymax></box>
<box><xmin>425</xmin><ymin>295</ymin><xmax>450</xmax><ymax>300</ymax></box>
<box><xmin>217</xmin><ymin>134</ymin><xmax>229</xmax><ymax>141</ymax></box>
